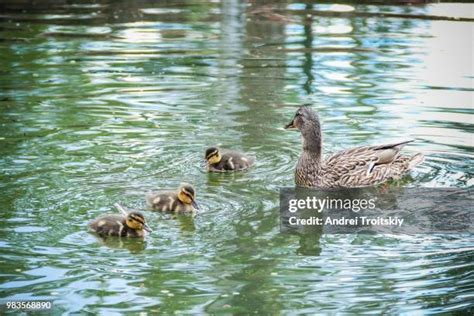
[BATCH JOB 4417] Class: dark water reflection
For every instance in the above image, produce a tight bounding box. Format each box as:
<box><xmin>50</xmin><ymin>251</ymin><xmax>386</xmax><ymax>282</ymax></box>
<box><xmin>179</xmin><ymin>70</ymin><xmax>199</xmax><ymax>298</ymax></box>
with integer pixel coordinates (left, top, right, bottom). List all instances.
<box><xmin>0</xmin><ymin>0</ymin><xmax>473</xmax><ymax>314</ymax></box>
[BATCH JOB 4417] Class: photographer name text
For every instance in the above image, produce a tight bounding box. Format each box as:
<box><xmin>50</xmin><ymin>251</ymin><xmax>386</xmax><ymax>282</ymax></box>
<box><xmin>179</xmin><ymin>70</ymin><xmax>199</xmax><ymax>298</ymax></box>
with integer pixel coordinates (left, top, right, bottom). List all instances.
<box><xmin>288</xmin><ymin>216</ymin><xmax>404</xmax><ymax>227</ymax></box>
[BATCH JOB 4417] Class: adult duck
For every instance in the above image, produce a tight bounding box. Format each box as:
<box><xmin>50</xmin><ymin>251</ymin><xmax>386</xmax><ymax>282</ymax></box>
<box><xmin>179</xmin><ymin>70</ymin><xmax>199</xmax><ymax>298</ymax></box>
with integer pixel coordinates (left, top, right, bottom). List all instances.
<box><xmin>285</xmin><ymin>105</ymin><xmax>424</xmax><ymax>188</ymax></box>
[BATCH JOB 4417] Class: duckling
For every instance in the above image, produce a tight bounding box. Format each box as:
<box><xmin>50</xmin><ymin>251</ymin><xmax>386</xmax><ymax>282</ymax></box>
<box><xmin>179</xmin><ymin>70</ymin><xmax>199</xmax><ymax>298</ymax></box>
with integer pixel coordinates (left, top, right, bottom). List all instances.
<box><xmin>146</xmin><ymin>183</ymin><xmax>199</xmax><ymax>214</ymax></box>
<box><xmin>88</xmin><ymin>203</ymin><xmax>152</xmax><ymax>238</ymax></box>
<box><xmin>205</xmin><ymin>147</ymin><xmax>255</xmax><ymax>172</ymax></box>
<box><xmin>285</xmin><ymin>105</ymin><xmax>424</xmax><ymax>188</ymax></box>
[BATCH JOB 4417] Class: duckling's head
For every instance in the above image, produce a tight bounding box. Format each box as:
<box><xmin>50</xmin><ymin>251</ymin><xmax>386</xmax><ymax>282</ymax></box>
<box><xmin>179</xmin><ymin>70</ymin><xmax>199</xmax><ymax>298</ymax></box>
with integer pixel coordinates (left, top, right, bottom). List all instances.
<box><xmin>126</xmin><ymin>211</ymin><xmax>152</xmax><ymax>232</ymax></box>
<box><xmin>205</xmin><ymin>147</ymin><xmax>221</xmax><ymax>165</ymax></box>
<box><xmin>285</xmin><ymin>105</ymin><xmax>320</xmax><ymax>132</ymax></box>
<box><xmin>177</xmin><ymin>183</ymin><xmax>199</xmax><ymax>209</ymax></box>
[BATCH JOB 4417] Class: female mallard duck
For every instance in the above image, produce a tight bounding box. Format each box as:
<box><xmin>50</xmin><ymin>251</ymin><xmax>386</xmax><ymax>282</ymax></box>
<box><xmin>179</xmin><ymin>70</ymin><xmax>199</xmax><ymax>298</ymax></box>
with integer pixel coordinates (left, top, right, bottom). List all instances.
<box><xmin>146</xmin><ymin>183</ymin><xmax>199</xmax><ymax>214</ymax></box>
<box><xmin>285</xmin><ymin>106</ymin><xmax>424</xmax><ymax>188</ymax></box>
<box><xmin>89</xmin><ymin>203</ymin><xmax>152</xmax><ymax>238</ymax></box>
<box><xmin>205</xmin><ymin>147</ymin><xmax>255</xmax><ymax>172</ymax></box>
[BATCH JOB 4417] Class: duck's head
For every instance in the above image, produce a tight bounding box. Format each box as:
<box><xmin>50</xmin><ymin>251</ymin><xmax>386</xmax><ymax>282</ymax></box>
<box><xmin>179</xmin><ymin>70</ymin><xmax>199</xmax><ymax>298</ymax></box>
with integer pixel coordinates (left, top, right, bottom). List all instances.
<box><xmin>285</xmin><ymin>105</ymin><xmax>322</xmax><ymax>154</ymax></box>
<box><xmin>126</xmin><ymin>211</ymin><xmax>152</xmax><ymax>232</ymax></box>
<box><xmin>205</xmin><ymin>147</ymin><xmax>221</xmax><ymax>165</ymax></box>
<box><xmin>285</xmin><ymin>105</ymin><xmax>320</xmax><ymax>132</ymax></box>
<box><xmin>177</xmin><ymin>183</ymin><xmax>199</xmax><ymax>210</ymax></box>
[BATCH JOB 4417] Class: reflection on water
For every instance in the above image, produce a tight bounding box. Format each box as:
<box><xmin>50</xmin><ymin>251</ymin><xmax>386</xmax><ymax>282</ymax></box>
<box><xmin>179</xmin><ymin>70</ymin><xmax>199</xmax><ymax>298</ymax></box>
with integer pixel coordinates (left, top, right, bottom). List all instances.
<box><xmin>0</xmin><ymin>0</ymin><xmax>473</xmax><ymax>314</ymax></box>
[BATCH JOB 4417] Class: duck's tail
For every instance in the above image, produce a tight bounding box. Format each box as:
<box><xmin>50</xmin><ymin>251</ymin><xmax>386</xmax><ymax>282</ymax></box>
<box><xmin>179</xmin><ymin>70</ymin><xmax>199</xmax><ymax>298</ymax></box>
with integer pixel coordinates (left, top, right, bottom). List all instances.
<box><xmin>114</xmin><ymin>203</ymin><xmax>128</xmax><ymax>215</ymax></box>
<box><xmin>408</xmin><ymin>153</ymin><xmax>424</xmax><ymax>169</ymax></box>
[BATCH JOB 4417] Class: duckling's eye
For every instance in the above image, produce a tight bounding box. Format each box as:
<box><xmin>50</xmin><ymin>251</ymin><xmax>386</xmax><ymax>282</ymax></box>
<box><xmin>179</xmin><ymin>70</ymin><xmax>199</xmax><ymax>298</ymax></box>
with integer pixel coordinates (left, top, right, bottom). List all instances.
<box><xmin>130</xmin><ymin>215</ymin><xmax>144</xmax><ymax>225</ymax></box>
<box><xmin>296</xmin><ymin>111</ymin><xmax>302</xmax><ymax>117</ymax></box>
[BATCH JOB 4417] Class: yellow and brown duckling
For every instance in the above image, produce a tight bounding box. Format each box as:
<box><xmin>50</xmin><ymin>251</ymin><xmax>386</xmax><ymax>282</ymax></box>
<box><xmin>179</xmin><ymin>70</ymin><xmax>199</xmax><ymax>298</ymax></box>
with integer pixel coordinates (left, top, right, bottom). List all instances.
<box><xmin>88</xmin><ymin>203</ymin><xmax>152</xmax><ymax>238</ymax></box>
<box><xmin>146</xmin><ymin>183</ymin><xmax>199</xmax><ymax>214</ymax></box>
<box><xmin>205</xmin><ymin>147</ymin><xmax>255</xmax><ymax>172</ymax></box>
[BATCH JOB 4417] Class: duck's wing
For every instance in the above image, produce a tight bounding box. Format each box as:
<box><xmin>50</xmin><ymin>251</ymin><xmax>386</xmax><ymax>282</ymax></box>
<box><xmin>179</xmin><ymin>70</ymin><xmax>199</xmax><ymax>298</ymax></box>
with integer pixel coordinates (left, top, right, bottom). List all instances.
<box><xmin>233</xmin><ymin>154</ymin><xmax>256</xmax><ymax>169</ymax></box>
<box><xmin>145</xmin><ymin>190</ymin><xmax>176</xmax><ymax>208</ymax></box>
<box><xmin>145</xmin><ymin>191</ymin><xmax>161</xmax><ymax>207</ymax></box>
<box><xmin>323</xmin><ymin>140</ymin><xmax>420</xmax><ymax>187</ymax></box>
<box><xmin>325</xmin><ymin>140</ymin><xmax>414</xmax><ymax>170</ymax></box>
<box><xmin>89</xmin><ymin>214</ymin><xmax>124</xmax><ymax>236</ymax></box>
<box><xmin>222</xmin><ymin>150</ymin><xmax>255</xmax><ymax>170</ymax></box>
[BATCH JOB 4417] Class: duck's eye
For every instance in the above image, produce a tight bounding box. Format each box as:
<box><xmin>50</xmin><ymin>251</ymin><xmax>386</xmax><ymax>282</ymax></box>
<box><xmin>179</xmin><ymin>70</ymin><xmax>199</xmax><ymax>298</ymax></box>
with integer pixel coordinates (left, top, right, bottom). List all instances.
<box><xmin>296</xmin><ymin>111</ymin><xmax>302</xmax><ymax>117</ymax></box>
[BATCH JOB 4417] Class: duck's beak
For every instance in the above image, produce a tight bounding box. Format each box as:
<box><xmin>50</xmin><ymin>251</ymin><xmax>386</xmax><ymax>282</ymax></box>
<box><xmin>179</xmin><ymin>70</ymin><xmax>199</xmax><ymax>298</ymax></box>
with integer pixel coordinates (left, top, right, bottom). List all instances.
<box><xmin>285</xmin><ymin>119</ymin><xmax>296</xmax><ymax>129</ymax></box>
<box><xmin>192</xmin><ymin>200</ymin><xmax>200</xmax><ymax>210</ymax></box>
<box><xmin>143</xmin><ymin>223</ymin><xmax>152</xmax><ymax>233</ymax></box>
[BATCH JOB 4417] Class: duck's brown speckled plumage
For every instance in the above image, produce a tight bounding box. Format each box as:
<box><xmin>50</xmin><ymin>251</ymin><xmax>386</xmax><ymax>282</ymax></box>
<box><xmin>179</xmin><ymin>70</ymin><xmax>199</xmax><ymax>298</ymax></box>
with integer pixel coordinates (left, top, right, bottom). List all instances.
<box><xmin>287</xmin><ymin>106</ymin><xmax>424</xmax><ymax>188</ymax></box>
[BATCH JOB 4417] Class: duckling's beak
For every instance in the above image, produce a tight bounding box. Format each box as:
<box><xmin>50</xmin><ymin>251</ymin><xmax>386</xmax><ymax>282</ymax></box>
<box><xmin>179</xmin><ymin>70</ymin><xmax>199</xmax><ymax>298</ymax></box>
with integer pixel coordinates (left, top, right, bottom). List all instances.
<box><xmin>143</xmin><ymin>223</ymin><xmax>152</xmax><ymax>233</ymax></box>
<box><xmin>285</xmin><ymin>119</ymin><xmax>296</xmax><ymax>129</ymax></box>
<box><xmin>192</xmin><ymin>200</ymin><xmax>200</xmax><ymax>210</ymax></box>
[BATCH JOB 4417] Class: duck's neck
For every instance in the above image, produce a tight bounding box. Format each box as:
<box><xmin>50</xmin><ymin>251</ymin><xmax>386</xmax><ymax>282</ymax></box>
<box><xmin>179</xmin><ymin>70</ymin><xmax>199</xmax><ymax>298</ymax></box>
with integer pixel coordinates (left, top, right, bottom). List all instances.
<box><xmin>301</xmin><ymin>122</ymin><xmax>322</xmax><ymax>164</ymax></box>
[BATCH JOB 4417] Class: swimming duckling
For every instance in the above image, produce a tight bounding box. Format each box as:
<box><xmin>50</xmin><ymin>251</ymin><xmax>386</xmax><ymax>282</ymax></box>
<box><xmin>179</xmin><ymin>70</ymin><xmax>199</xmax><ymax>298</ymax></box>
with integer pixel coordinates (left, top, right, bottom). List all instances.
<box><xmin>146</xmin><ymin>183</ymin><xmax>199</xmax><ymax>214</ymax></box>
<box><xmin>205</xmin><ymin>147</ymin><xmax>255</xmax><ymax>172</ymax></box>
<box><xmin>89</xmin><ymin>203</ymin><xmax>152</xmax><ymax>238</ymax></box>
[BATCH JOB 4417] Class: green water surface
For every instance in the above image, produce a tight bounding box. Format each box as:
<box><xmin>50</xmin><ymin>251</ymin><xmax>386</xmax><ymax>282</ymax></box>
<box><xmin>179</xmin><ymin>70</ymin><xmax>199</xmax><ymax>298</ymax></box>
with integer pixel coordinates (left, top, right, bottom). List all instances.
<box><xmin>0</xmin><ymin>0</ymin><xmax>473</xmax><ymax>314</ymax></box>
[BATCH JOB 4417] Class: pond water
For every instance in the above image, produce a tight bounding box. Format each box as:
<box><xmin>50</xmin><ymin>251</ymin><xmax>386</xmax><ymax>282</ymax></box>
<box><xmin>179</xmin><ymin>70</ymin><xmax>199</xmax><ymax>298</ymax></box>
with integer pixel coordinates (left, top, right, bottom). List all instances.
<box><xmin>0</xmin><ymin>0</ymin><xmax>473</xmax><ymax>314</ymax></box>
